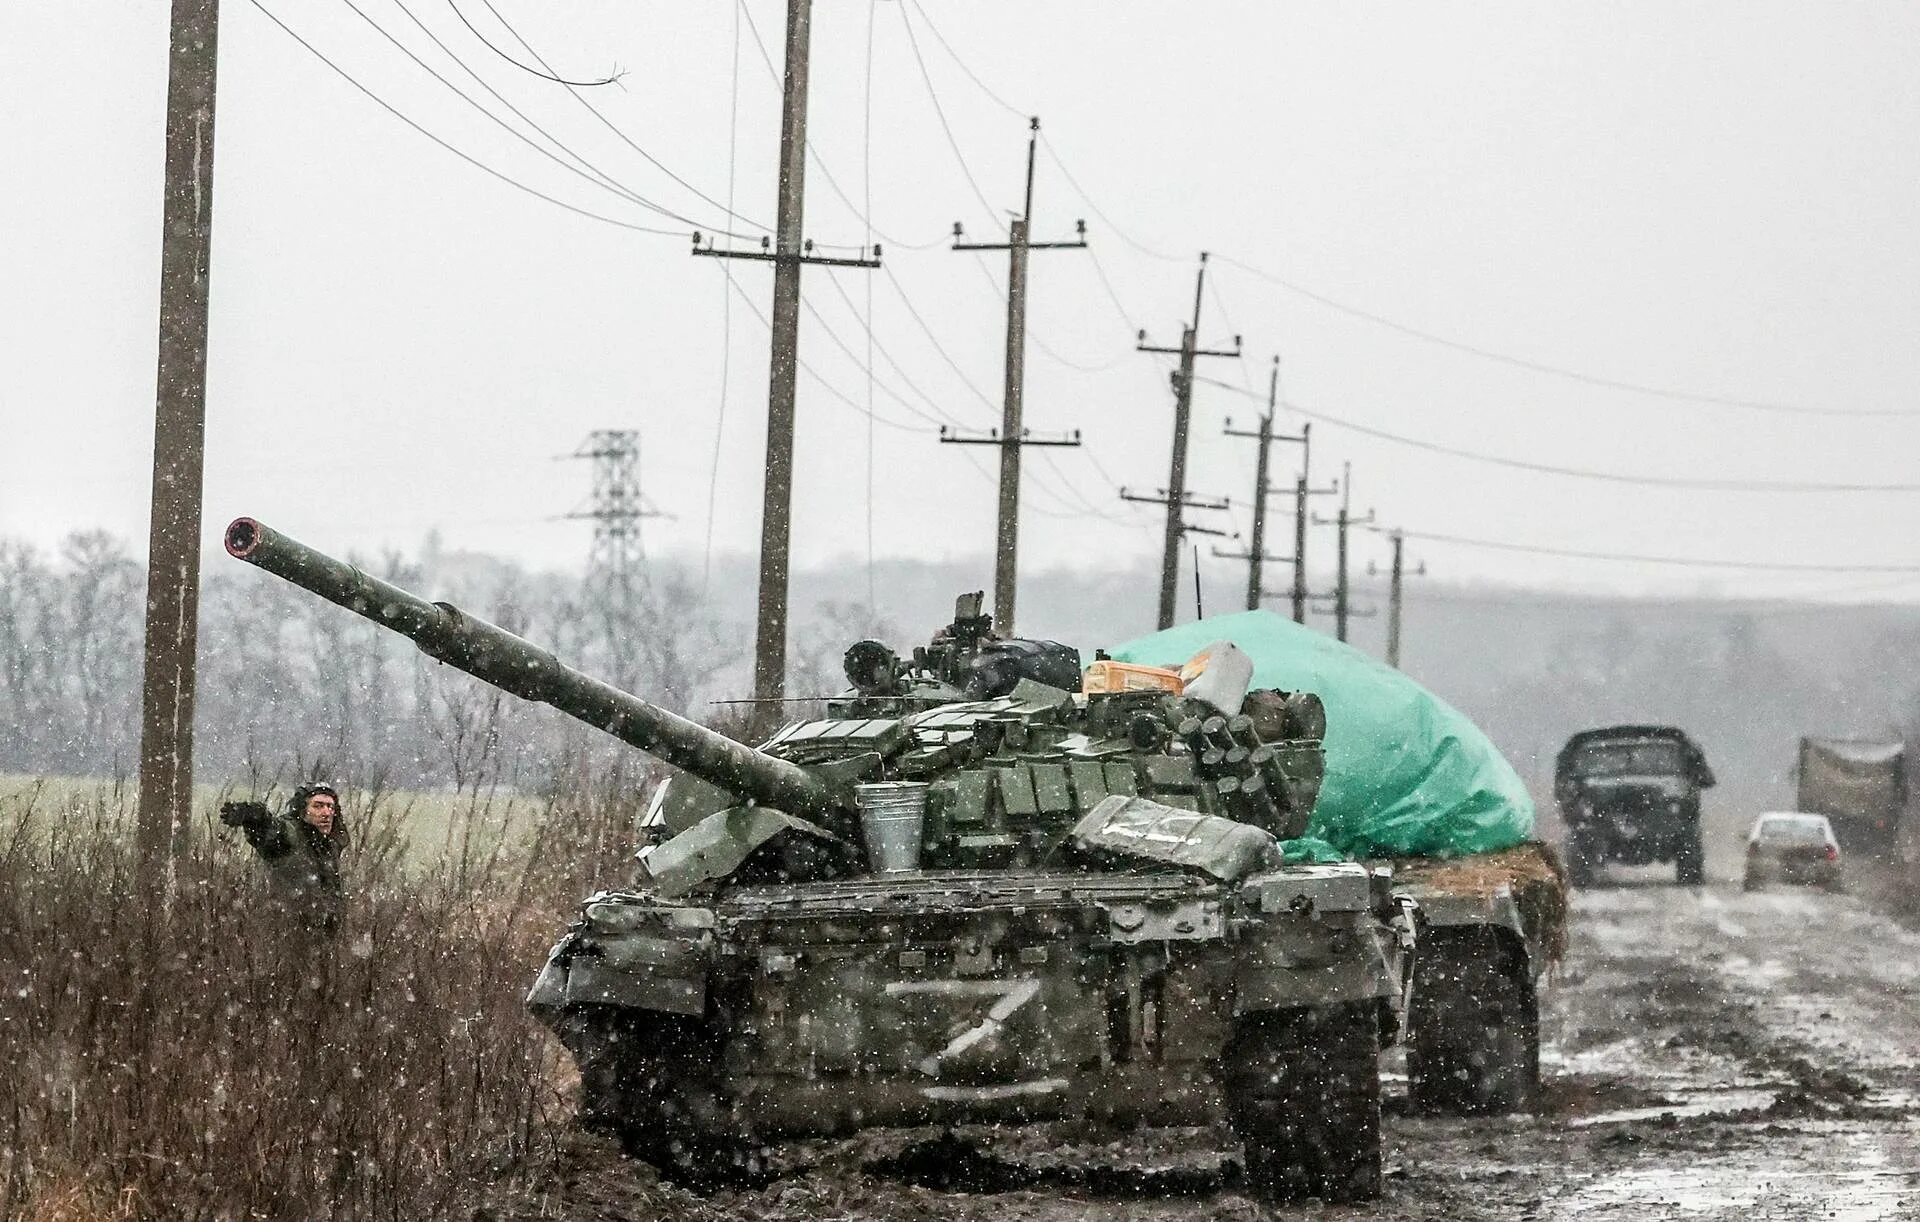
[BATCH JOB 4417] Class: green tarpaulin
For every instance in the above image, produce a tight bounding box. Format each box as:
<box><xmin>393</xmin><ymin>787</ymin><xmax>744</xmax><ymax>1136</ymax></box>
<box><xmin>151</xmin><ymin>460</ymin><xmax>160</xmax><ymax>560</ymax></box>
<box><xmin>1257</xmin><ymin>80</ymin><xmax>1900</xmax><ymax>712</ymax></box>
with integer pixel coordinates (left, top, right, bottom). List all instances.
<box><xmin>1106</xmin><ymin>610</ymin><xmax>1533</xmax><ymax>861</ymax></box>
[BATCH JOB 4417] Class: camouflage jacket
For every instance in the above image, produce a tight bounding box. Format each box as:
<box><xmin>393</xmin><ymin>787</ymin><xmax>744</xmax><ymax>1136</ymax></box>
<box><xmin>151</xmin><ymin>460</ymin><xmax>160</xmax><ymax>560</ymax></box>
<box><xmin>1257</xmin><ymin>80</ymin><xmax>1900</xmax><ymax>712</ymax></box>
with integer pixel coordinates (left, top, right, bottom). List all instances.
<box><xmin>222</xmin><ymin>802</ymin><xmax>349</xmax><ymax>932</ymax></box>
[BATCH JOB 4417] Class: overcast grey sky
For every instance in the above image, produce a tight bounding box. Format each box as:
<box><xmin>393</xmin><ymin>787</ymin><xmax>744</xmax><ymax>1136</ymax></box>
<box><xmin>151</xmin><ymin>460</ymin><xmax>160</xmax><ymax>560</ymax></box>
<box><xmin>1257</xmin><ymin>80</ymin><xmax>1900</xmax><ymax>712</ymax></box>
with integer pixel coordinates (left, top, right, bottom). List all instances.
<box><xmin>4</xmin><ymin>1</ymin><xmax>1918</xmax><ymax>604</ymax></box>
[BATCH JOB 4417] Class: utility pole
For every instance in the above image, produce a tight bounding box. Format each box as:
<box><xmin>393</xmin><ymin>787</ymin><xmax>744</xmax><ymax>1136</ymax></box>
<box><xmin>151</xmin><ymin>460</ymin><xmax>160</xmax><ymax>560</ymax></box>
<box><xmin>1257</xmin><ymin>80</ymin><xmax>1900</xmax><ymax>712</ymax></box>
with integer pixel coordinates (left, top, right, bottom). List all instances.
<box><xmin>1218</xmin><ymin>355</ymin><xmax>1309</xmax><ymax>611</ymax></box>
<box><xmin>1137</xmin><ymin>253</ymin><xmax>1241</xmax><ymax>629</ymax></box>
<box><xmin>137</xmin><ymin>0</ymin><xmax>220</xmax><ymax>888</ymax></box>
<box><xmin>1373</xmin><ymin>529</ymin><xmax>1426</xmax><ymax>669</ymax></box>
<box><xmin>939</xmin><ymin>117</ymin><xmax>1086</xmax><ymax>636</ymax></box>
<box><xmin>1310</xmin><ymin>463</ymin><xmax>1374</xmax><ymax>643</ymax></box>
<box><xmin>693</xmin><ymin>0</ymin><xmax>878</xmax><ymax>724</ymax></box>
<box><xmin>1286</xmin><ymin>426</ymin><xmax>1342</xmax><ymax>624</ymax></box>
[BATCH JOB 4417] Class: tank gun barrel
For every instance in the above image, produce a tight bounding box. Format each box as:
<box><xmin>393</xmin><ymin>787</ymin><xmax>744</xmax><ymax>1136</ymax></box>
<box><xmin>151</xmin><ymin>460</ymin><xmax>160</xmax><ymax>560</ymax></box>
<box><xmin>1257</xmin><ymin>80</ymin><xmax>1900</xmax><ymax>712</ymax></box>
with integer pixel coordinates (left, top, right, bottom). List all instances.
<box><xmin>223</xmin><ymin>517</ymin><xmax>840</xmax><ymax>819</ymax></box>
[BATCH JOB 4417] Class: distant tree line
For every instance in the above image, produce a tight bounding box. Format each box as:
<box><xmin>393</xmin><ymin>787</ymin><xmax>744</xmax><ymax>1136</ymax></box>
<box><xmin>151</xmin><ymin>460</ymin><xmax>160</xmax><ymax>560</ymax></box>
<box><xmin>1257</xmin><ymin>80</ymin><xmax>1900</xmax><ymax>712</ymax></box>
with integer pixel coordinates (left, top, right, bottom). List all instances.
<box><xmin>0</xmin><ymin>531</ymin><xmax>889</xmax><ymax>790</ymax></box>
<box><xmin>7</xmin><ymin>527</ymin><xmax>1919</xmax><ymax>832</ymax></box>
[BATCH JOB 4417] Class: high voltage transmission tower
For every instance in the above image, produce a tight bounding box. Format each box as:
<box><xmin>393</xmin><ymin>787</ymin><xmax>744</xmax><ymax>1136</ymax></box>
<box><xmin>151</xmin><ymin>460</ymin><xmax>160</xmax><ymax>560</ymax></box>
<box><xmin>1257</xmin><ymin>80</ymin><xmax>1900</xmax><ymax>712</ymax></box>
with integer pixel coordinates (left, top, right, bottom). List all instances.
<box><xmin>938</xmin><ymin>116</ymin><xmax>1087</xmax><ymax>637</ymax></box>
<box><xmin>691</xmin><ymin>0</ymin><xmax>879</xmax><ymax>724</ymax></box>
<box><xmin>1133</xmin><ymin>253</ymin><xmax>1241</xmax><ymax>629</ymax></box>
<box><xmin>566</xmin><ymin>430</ymin><xmax>666</xmax><ymax>586</ymax></box>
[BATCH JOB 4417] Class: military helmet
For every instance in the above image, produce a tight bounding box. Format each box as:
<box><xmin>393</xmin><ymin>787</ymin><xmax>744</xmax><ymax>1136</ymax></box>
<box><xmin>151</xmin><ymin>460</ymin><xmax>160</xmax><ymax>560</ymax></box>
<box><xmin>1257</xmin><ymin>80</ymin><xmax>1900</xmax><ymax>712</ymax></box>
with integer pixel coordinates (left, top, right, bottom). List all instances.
<box><xmin>290</xmin><ymin>782</ymin><xmax>340</xmax><ymax>816</ymax></box>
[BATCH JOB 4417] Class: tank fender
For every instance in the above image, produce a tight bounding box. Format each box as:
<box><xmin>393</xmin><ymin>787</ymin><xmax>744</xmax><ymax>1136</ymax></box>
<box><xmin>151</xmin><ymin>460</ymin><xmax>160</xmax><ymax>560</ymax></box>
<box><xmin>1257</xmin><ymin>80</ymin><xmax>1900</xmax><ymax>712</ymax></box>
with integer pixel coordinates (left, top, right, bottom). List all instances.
<box><xmin>528</xmin><ymin>899</ymin><xmax>717</xmax><ymax>1020</ymax></box>
<box><xmin>645</xmin><ymin>807</ymin><xmax>850</xmax><ymax>898</ymax></box>
<box><xmin>1231</xmin><ymin>918</ymin><xmax>1403</xmax><ymax>1016</ymax></box>
<box><xmin>1410</xmin><ymin>891</ymin><xmax>1533</xmax><ymax>980</ymax></box>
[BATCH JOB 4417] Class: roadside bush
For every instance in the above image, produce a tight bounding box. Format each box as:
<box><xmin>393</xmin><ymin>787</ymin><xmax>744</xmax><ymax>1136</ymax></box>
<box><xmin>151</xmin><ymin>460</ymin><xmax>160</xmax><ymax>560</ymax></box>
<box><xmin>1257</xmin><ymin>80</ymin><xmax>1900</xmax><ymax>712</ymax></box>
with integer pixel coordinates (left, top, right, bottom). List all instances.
<box><xmin>0</xmin><ymin>777</ymin><xmax>649</xmax><ymax>1219</ymax></box>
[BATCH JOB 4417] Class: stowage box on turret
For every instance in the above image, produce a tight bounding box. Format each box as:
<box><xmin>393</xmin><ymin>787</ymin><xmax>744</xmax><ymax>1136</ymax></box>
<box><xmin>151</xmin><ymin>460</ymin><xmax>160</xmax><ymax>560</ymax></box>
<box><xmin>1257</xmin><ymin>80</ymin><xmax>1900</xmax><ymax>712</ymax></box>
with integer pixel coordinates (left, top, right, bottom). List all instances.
<box><xmin>226</xmin><ymin>520</ymin><xmax>1415</xmax><ymax>1204</ymax></box>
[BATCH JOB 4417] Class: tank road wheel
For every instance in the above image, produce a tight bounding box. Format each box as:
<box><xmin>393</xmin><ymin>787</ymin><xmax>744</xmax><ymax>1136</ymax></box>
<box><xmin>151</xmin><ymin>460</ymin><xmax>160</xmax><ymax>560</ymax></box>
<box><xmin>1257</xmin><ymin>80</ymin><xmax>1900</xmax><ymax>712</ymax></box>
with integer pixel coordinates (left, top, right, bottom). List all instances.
<box><xmin>557</xmin><ymin>1007</ymin><xmax>767</xmax><ymax>1187</ymax></box>
<box><xmin>1675</xmin><ymin>828</ymin><xmax>1706</xmax><ymax>885</ymax></box>
<box><xmin>1407</xmin><ymin>942</ymin><xmax>1538</xmax><ymax>1116</ymax></box>
<box><xmin>1224</xmin><ymin>1002</ymin><xmax>1383</xmax><ymax>1204</ymax></box>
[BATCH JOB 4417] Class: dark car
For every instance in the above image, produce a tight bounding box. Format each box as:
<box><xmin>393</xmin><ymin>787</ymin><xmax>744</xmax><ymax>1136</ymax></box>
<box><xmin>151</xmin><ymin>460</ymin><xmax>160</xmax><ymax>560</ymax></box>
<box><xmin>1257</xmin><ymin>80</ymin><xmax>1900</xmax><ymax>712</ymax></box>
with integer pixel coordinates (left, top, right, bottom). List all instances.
<box><xmin>1742</xmin><ymin>811</ymin><xmax>1843</xmax><ymax>892</ymax></box>
<box><xmin>1556</xmin><ymin>725</ymin><xmax>1714</xmax><ymax>886</ymax></box>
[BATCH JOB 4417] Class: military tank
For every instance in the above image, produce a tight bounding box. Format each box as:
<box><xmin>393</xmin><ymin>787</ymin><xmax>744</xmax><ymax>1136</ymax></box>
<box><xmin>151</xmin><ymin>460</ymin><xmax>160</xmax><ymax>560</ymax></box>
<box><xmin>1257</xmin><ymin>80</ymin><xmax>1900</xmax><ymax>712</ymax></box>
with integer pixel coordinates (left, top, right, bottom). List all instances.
<box><xmin>225</xmin><ymin>518</ymin><xmax>1415</xmax><ymax>1204</ymax></box>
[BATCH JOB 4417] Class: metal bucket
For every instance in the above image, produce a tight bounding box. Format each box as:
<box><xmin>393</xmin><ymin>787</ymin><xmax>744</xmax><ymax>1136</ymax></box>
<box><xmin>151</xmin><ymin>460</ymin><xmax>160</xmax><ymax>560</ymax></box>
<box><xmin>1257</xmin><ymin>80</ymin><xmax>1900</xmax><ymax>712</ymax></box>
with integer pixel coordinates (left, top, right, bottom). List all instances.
<box><xmin>855</xmin><ymin>781</ymin><xmax>929</xmax><ymax>873</ymax></box>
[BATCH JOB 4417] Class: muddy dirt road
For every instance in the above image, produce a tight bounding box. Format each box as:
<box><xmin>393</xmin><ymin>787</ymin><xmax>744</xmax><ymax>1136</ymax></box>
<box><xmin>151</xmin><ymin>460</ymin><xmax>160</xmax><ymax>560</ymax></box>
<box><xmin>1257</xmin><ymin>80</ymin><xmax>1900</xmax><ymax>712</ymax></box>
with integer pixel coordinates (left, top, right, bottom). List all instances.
<box><xmin>492</xmin><ymin>877</ymin><xmax>1920</xmax><ymax>1220</ymax></box>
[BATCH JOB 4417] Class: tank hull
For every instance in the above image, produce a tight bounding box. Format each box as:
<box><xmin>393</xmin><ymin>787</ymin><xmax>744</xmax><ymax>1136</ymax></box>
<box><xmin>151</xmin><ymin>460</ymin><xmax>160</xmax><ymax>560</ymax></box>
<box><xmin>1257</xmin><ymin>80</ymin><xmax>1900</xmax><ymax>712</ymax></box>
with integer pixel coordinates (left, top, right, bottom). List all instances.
<box><xmin>530</xmin><ymin>866</ymin><xmax>1406</xmax><ymax>1141</ymax></box>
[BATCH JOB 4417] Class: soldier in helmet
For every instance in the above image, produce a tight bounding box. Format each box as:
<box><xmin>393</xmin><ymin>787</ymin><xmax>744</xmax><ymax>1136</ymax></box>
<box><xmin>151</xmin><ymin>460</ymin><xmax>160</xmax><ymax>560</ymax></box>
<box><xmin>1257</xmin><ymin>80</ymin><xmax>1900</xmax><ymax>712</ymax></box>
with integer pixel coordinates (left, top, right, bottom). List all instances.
<box><xmin>219</xmin><ymin>782</ymin><xmax>350</xmax><ymax>935</ymax></box>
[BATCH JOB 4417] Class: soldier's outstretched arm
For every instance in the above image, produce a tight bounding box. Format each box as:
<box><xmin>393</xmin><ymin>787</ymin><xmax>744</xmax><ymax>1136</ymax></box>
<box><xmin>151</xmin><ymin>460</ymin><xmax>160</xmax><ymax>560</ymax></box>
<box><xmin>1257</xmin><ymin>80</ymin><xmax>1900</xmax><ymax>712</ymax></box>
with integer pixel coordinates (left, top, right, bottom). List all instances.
<box><xmin>218</xmin><ymin>800</ymin><xmax>270</xmax><ymax>829</ymax></box>
<box><xmin>220</xmin><ymin>801</ymin><xmax>291</xmax><ymax>859</ymax></box>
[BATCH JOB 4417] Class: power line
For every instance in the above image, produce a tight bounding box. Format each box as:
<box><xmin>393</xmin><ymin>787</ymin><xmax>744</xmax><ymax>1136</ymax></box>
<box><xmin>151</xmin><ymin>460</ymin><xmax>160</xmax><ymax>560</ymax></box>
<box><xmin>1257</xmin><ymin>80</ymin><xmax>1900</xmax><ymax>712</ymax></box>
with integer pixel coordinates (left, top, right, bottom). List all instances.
<box><xmin>800</xmin><ymin>294</ymin><xmax>952</xmax><ymax>430</ymax></box>
<box><xmin>965</xmin><ymin>254</ymin><xmax>1126</xmax><ymax>372</ymax></box>
<box><xmin>365</xmin><ymin>0</ymin><xmax>730</xmax><ymax>229</ymax></box>
<box><xmin>1039</xmin><ymin>135</ymin><xmax>1184</xmax><ymax>263</ymax></box>
<box><xmin>901</xmin><ymin>0</ymin><xmax>1027</xmax><ymax>121</ymax></box>
<box><xmin>1194</xmin><ymin>376</ymin><xmax>1920</xmax><ymax>493</ymax></box>
<box><xmin>1211</xmin><ymin>254</ymin><xmax>1920</xmax><ymax>421</ymax></box>
<box><xmin>369</xmin><ymin>0</ymin><xmax>767</xmax><ymax>237</ymax></box>
<box><xmin>247</xmin><ymin>0</ymin><xmax>687</xmax><ymax>237</ymax></box>
<box><xmin>819</xmin><ymin>267</ymin><xmax>1121</xmax><ymax>524</ymax></box>
<box><xmin>702</xmin><ymin>0</ymin><xmax>748</xmax><ymax>589</ymax></box>
<box><xmin>1206</xmin><ymin>273</ymin><xmax>1257</xmax><ymax>393</ymax></box>
<box><xmin>1393</xmin><ymin>575</ymin><xmax>1920</xmax><ymax>616</ymax></box>
<box><xmin>882</xmin><ymin>266</ymin><xmax>1002</xmax><ymax>414</ymax></box>
<box><xmin>1086</xmin><ymin>246</ymin><xmax>1143</xmax><ymax>334</ymax></box>
<box><xmin>445</xmin><ymin>0</ymin><xmax>620</xmax><ymax>86</ymax></box>
<box><xmin>718</xmin><ymin>269</ymin><xmax>922</xmax><ymax>432</ymax></box>
<box><xmin>477</xmin><ymin>0</ymin><xmax>771</xmax><ymax>234</ymax></box>
<box><xmin>896</xmin><ymin>1</ymin><xmax>1002</xmax><ymax>226</ymax></box>
<box><xmin>1038</xmin><ymin>129</ymin><xmax>1918</xmax><ymax>420</ymax></box>
<box><xmin>1399</xmin><ymin>527</ymin><xmax>1920</xmax><ymax>574</ymax></box>
<box><xmin>819</xmin><ymin>270</ymin><xmax>974</xmax><ymax>428</ymax></box>
<box><xmin>732</xmin><ymin>0</ymin><xmax>945</xmax><ymax>251</ymax></box>
<box><xmin>739</xmin><ymin>300</ymin><xmax>1117</xmax><ymax>525</ymax></box>
<box><xmin>824</xmin><ymin>272</ymin><xmax>1125</xmax><ymax>524</ymax></box>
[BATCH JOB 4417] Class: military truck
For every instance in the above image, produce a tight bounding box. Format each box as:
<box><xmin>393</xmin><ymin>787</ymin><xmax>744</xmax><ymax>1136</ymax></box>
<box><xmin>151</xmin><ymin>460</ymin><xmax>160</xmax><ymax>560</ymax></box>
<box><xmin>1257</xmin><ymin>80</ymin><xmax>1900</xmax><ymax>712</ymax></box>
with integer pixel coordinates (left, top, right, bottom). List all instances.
<box><xmin>225</xmin><ymin>519</ymin><xmax>1416</xmax><ymax>1205</ymax></box>
<box><xmin>1796</xmin><ymin>737</ymin><xmax>1905</xmax><ymax>861</ymax></box>
<box><xmin>1556</xmin><ymin>725</ymin><xmax>1714</xmax><ymax>885</ymax></box>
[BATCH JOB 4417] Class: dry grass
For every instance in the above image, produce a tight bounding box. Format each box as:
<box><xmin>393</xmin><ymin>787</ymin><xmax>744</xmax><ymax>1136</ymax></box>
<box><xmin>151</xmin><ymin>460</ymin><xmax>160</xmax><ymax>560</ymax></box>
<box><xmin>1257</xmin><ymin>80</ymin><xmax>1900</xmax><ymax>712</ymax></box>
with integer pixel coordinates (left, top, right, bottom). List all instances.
<box><xmin>0</xmin><ymin>768</ymin><xmax>668</xmax><ymax>1220</ymax></box>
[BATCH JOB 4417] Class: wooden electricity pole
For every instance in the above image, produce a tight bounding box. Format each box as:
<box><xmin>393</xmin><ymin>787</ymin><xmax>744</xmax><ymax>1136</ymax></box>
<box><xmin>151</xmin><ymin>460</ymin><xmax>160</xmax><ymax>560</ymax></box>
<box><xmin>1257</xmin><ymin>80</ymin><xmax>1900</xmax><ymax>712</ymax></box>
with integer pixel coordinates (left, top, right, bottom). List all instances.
<box><xmin>1218</xmin><ymin>355</ymin><xmax>1309</xmax><ymax>611</ymax></box>
<box><xmin>940</xmin><ymin>117</ymin><xmax>1086</xmax><ymax>637</ymax></box>
<box><xmin>1310</xmin><ymin>463</ymin><xmax>1374</xmax><ymax>643</ymax></box>
<box><xmin>137</xmin><ymin>0</ymin><xmax>220</xmax><ymax>887</ymax></box>
<box><xmin>693</xmin><ymin>0</ymin><xmax>876</xmax><ymax>722</ymax></box>
<box><xmin>1378</xmin><ymin>528</ymin><xmax>1426</xmax><ymax>668</ymax></box>
<box><xmin>1136</xmin><ymin>254</ymin><xmax>1240</xmax><ymax>629</ymax></box>
<box><xmin>1283</xmin><ymin>426</ymin><xmax>1340</xmax><ymax>623</ymax></box>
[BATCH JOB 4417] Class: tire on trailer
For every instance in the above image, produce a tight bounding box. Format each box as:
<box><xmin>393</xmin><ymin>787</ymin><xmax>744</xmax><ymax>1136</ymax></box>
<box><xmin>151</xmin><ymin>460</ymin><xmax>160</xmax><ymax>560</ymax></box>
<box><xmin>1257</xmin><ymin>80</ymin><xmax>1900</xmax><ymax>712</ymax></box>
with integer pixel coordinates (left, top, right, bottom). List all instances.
<box><xmin>1223</xmin><ymin>1001</ymin><xmax>1383</xmax><ymax>1204</ymax></box>
<box><xmin>557</xmin><ymin>1006</ymin><xmax>768</xmax><ymax>1186</ymax></box>
<box><xmin>1407</xmin><ymin>935</ymin><xmax>1538</xmax><ymax>1116</ymax></box>
<box><xmin>1675</xmin><ymin>826</ymin><xmax>1706</xmax><ymax>885</ymax></box>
